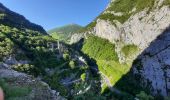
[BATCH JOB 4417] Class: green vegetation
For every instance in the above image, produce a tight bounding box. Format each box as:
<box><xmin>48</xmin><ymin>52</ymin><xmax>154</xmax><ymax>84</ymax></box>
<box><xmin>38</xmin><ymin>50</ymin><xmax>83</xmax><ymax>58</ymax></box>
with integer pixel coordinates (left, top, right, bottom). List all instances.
<box><xmin>79</xmin><ymin>21</ymin><xmax>97</xmax><ymax>32</ymax></box>
<box><xmin>82</xmin><ymin>35</ymin><xmax>131</xmax><ymax>91</ymax></box>
<box><xmin>121</xmin><ymin>44</ymin><xmax>139</xmax><ymax>57</ymax></box>
<box><xmin>136</xmin><ymin>91</ymin><xmax>154</xmax><ymax>100</ymax></box>
<box><xmin>0</xmin><ymin>79</ymin><xmax>31</xmax><ymax>100</ymax></box>
<box><xmin>0</xmin><ymin>25</ymin><xmax>63</xmax><ymax>76</ymax></box>
<box><xmin>107</xmin><ymin>0</ymin><xmax>154</xmax><ymax>13</ymax></box>
<box><xmin>69</xmin><ymin>60</ymin><xmax>76</xmax><ymax>69</ymax></box>
<box><xmin>162</xmin><ymin>0</ymin><xmax>170</xmax><ymax>6</ymax></box>
<box><xmin>63</xmin><ymin>53</ymin><xmax>70</xmax><ymax>61</ymax></box>
<box><xmin>97</xmin><ymin>60</ymin><xmax>130</xmax><ymax>85</ymax></box>
<box><xmin>48</xmin><ymin>24</ymin><xmax>83</xmax><ymax>42</ymax></box>
<box><xmin>98</xmin><ymin>13</ymin><xmax>131</xmax><ymax>24</ymax></box>
<box><xmin>82</xmin><ymin>35</ymin><xmax>118</xmax><ymax>61</ymax></box>
<box><xmin>44</xmin><ymin>59</ymin><xmax>89</xmax><ymax>97</ymax></box>
<box><xmin>0</xmin><ymin>33</ymin><xmax>14</xmax><ymax>61</ymax></box>
<box><xmin>12</xmin><ymin>64</ymin><xmax>34</xmax><ymax>74</ymax></box>
<box><xmin>81</xmin><ymin>73</ymin><xmax>86</xmax><ymax>81</ymax></box>
<box><xmin>0</xmin><ymin>8</ymin><xmax>97</xmax><ymax>98</ymax></box>
<box><xmin>98</xmin><ymin>0</ymin><xmax>155</xmax><ymax>24</ymax></box>
<box><xmin>74</xmin><ymin>90</ymin><xmax>106</xmax><ymax>100</ymax></box>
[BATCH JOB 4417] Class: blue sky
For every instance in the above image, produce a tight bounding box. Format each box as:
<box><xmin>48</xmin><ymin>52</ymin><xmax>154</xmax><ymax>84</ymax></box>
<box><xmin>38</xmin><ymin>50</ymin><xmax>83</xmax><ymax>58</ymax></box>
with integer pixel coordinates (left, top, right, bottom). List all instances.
<box><xmin>0</xmin><ymin>0</ymin><xmax>109</xmax><ymax>30</ymax></box>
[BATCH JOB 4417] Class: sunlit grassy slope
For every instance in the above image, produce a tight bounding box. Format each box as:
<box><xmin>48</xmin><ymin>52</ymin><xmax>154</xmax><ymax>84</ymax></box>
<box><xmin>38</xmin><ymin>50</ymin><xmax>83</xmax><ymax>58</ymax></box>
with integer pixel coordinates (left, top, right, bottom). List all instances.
<box><xmin>82</xmin><ymin>35</ymin><xmax>132</xmax><ymax>91</ymax></box>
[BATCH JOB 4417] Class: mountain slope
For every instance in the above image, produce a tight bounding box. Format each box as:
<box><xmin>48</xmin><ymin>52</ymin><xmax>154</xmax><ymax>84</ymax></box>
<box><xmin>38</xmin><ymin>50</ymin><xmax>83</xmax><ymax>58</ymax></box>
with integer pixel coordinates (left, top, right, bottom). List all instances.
<box><xmin>0</xmin><ymin>3</ymin><xmax>65</xmax><ymax>99</ymax></box>
<box><xmin>0</xmin><ymin>3</ymin><xmax>46</xmax><ymax>34</ymax></box>
<box><xmin>48</xmin><ymin>24</ymin><xmax>83</xmax><ymax>42</ymax></box>
<box><xmin>71</xmin><ymin>0</ymin><xmax>170</xmax><ymax>99</ymax></box>
<box><xmin>0</xmin><ymin>3</ymin><xmax>104</xmax><ymax>100</ymax></box>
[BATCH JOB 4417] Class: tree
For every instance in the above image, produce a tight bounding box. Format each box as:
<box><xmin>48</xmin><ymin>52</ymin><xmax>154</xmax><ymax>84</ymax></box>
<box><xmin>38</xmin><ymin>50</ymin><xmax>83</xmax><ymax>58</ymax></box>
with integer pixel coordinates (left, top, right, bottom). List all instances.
<box><xmin>81</xmin><ymin>73</ymin><xmax>86</xmax><ymax>81</ymax></box>
<box><xmin>69</xmin><ymin>60</ymin><xmax>75</xmax><ymax>69</ymax></box>
<box><xmin>63</xmin><ymin>53</ymin><xmax>69</xmax><ymax>61</ymax></box>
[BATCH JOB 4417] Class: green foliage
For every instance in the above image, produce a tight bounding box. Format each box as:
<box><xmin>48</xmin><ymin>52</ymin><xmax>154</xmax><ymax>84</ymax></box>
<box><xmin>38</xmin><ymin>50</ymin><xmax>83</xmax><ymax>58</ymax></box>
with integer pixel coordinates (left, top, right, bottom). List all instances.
<box><xmin>98</xmin><ymin>0</ymin><xmax>155</xmax><ymax>24</ymax></box>
<box><xmin>79</xmin><ymin>21</ymin><xmax>97</xmax><ymax>32</ymax></box>
<box><xmin>162</xmin><ymin>0</ymin><xmax>170</xmax><ymax>6</ymax></box>
<box><xmin>12</xmin><ymin>64</ymin><xmax>35</xmax><ymax>74</ymax></box>
<box><xmin>136</xmin><ymin>91</ymin><xmax>154</xmax><ymax>100</ymax></box>
<box><xmin>81</xmin><ymin>35</ymin><xmax>132</xmax><ymax>94</ymax></box>
<box><xmin>82</xmin><ymin>35</ymin><xmax>118</xmax><ymax>61</ymax></box>
<box><xmin>0</xmin><ymin>79</ymin><xmax>31</xmax><ymax>99</ymax></box>
<box><xmin>98</xmin><ymin>13</ymin><xmax>131</xmax><ymax>24</ymax></box>
<box><xmin>0</xmin><ymin>33</ymin><xmax>14</xmax><ymax>61</ymax></box>
<box><xmin>63</xmin><ymin>53</ymin><xmax>70</xmax><ymax>61</ymax></box>
<box><xmin>44</xmin><ymin>74</ymin><xmax>68</xmax><ymax>96</ymax></box>
<box><xmin>69</xmin><ymin>60</ymin><xmax>76</xmax><ymax>69</ymax></box>
<box><xmin>0</xmin><ymin>14</ymin><xmax>6</xmax><ymax>19</ymax></box>
<box><xmin>97</xmin><ymin>60</ymin><xmax>130</xmax><ymax>85</ymax></box>
<box><xmin>121</xmin><ymin>44</ymin><xmax>139</xmax><ymax>57</ymax></box>
<box><xmin>15</xmin><ymin>53</ymin><xmax>28</xmax><ymax>61</ymax></box>
<box><xmin>81</xmin><ymin>73</ymin><xmax>86</xmax><ymax>81</ymax></box>
<box><xmin>107</xmin><ymin>0</ymin><xmax>155</xmax><ymax>13</ymax></box>
<box><xmin>48</xmin><ymin>24</ymin><xmax>83</xmax><ymax>42</ymax></box>
<box><xmin>74</xmin><ymin>90</ymin><xmax>106</xmax><ymax>100</ymax></box>
<box><xmin>0</xmin><ymin>25</ymin><xmax>62</xmax><ymax>76</ymax></box>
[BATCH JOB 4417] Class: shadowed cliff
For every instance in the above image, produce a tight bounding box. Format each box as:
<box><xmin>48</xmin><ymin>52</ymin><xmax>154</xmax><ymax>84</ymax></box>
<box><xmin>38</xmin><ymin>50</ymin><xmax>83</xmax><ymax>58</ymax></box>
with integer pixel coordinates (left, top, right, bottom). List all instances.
<box><xmin>111</xmin><ymin>25</ymin><xmax>170</xmax><ymax>99</ymax></box>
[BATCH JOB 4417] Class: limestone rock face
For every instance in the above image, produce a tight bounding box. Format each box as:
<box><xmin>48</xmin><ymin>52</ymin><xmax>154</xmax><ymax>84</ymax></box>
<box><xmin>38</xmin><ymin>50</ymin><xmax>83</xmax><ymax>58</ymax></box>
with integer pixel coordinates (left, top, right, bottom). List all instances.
<box><xmin>93</xmin><ymin>1</ymin><xmax>170</xmax><ymax>96</ymax></box>
<box><xmin>93</xmin><ymin>6</ymin><xmax>170</xmax><ymax>49</ymax></box>
<box><xmin>70</xmin><ymin>33</ymin><xmax>85</xmax><ymax>44</ymax></box>
<box><xmin>133</xmin><ymin>29</ymin><xmax>170</xmax><ymax>96</ymax></box>
<box><xmin>94</xmin><ymin>19</ymin><xmax>121</xmax><ymax>43</ymax></box>
<box><xmin>71</xmin><ymin>0</ymin><xmax>170</xmax><ymax>96</ymax></box>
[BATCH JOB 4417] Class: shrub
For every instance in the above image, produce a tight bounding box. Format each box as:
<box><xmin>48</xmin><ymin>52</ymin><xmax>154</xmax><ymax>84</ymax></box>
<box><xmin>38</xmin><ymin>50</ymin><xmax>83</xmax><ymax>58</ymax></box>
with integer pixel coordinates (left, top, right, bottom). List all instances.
<box><xmin>121</xmin><ymin>44</ymin><xmax>139</xmax><ymax>57</ymax></box>
<box><xmin>81</xmin><ymin>73</ymin><xmax>86</xmax><ymax>81</ymax></box>
<box><xmin>63</xmin><ymin>53</ymin><xmax>70</xmax><ymax>61</ymax></box>
<box><xmin>69</xmin><ymin>60</ymin><xmax>76</xmax><ymax>69</ymax></box>
<box><xmin>12</xmin><ymin>64</ymin><xmax>34</xmax><ymax>74</ymax></box>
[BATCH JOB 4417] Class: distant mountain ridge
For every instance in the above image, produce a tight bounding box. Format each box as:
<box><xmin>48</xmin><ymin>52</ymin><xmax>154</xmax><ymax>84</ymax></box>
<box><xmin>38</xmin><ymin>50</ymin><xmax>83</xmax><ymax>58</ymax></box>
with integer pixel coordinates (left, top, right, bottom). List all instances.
<box><xmin>48</xmin><ymin>24</ymin><xmax>83</xmax><ymax>34</ymax></box>
<box><xmin>0</xmin><ymin>3</ymin><xmax>47</xmax><ymax>34</ymax></box>
<box><xmin>48</xmin><ymin>24</ymin><xmax>83</xmax><ymax>42</ymax></box>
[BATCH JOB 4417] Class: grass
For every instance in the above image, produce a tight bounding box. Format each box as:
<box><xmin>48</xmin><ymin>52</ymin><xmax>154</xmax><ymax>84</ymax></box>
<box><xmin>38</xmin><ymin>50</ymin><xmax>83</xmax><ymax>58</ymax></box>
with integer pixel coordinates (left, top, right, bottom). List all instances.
<box><xmin>107</xmin><ymin>0</ymin><xmax>155</xmax><ymax>13</ymax></box>
<box><xmin>82</xmin><ymin>35</ymin><xmax>118</xmax><ymax>61</ymax></box>
<box><xmin>97</xmin><ymin>60</ymin><xmax>130</xmax><ymax>85</ymax></box>
<box><xmin>0</xmin><ymin>79</ymin><xmax>31</xmax><ymax>99</ymax></box>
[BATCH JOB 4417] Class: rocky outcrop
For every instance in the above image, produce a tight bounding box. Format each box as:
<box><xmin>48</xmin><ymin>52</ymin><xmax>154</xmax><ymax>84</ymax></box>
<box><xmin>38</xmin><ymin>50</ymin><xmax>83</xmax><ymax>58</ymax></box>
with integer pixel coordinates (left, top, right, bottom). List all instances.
<box><xmin>70</xmin><ymin>33</ymin><xmax>85</xmax><ymax>44</ymax></box>
<box><xmin>0</xmin><ymin>63</ymin><xmax>65</xmax><ymax>100</ymax></box>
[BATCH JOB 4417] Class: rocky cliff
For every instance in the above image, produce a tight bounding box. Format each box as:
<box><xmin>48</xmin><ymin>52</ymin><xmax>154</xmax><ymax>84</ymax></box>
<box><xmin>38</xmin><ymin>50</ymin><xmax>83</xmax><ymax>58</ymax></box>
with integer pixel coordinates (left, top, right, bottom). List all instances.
<box><xmin>71</xmin><ymin>0</ymin><xmax>170</xmax><ymax>97</ymax></box>
<box><xmin>0</xmin><ymin>63</ymin><xmax>64</xmax><ymax>100</ymax></box>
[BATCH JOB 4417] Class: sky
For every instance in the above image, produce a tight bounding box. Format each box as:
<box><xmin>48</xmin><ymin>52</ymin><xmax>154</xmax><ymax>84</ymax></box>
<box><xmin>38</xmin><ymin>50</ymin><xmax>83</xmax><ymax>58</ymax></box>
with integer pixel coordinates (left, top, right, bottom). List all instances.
<box><xmin>0</xmin><ymin>0</ymin><xmax>110</xmax><ymax>30</ymax></box>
